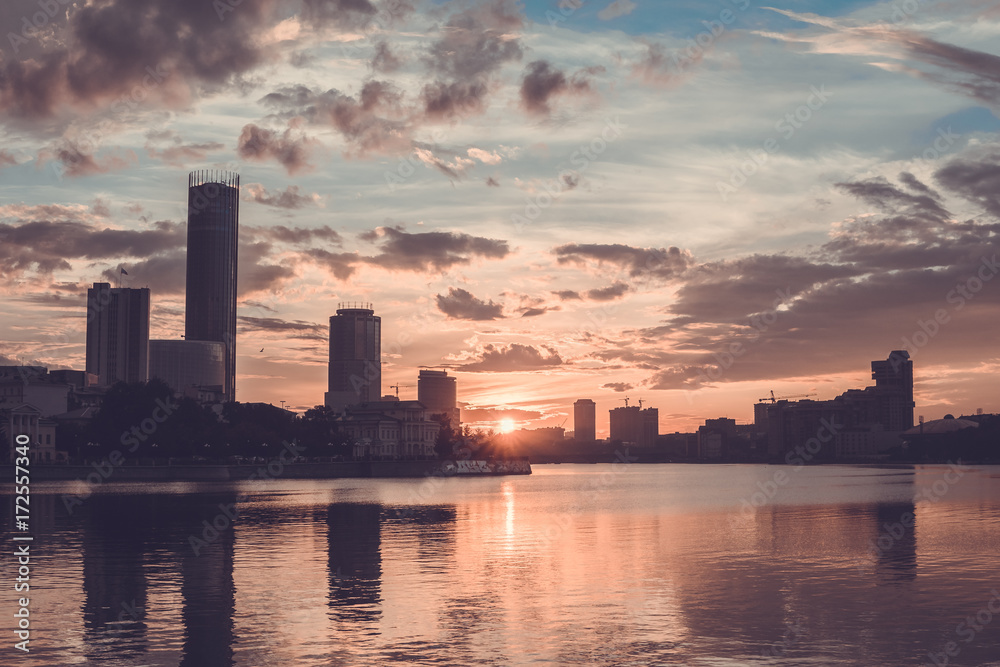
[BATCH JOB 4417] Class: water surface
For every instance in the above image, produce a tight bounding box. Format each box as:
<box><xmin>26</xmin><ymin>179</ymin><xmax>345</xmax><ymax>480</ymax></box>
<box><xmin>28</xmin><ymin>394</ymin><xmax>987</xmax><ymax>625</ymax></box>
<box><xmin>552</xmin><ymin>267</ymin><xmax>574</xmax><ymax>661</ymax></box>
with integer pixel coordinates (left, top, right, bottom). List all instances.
<box><xmin>5</xmin><ymin>463</ymin><xmax>1000</xmax><ymax>666</ymax></box>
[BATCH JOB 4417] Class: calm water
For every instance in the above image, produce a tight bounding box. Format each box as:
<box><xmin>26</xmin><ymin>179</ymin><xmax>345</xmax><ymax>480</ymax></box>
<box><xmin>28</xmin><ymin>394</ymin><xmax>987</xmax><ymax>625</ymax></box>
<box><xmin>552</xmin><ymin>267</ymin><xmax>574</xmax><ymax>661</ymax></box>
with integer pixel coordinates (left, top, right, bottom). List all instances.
<box><xmin>4</xmin><ymin>463</ymin><xmax>1000</xmax><ymax>666</ymax></box>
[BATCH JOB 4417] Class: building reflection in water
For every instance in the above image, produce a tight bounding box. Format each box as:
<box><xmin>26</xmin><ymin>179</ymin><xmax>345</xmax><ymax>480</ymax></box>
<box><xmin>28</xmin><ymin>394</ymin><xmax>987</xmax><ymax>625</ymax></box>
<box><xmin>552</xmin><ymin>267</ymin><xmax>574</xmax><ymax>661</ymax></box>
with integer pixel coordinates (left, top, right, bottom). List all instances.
<box><xmin>81</xmin><ymin>494</ymin><xmax>150</xmax><ymax>663</ymax></box>
<box><xmin>327</xmin><ymin>503</ymin><xmax>383</xmax><ymax>624</ymax></box>
<box><xmin>79</xmin><ymin>492</ymin><xmax>238</xmax><ymax>666</ymax></box>
<box><xmin>177</xmin><ymin>494</ymin><xmax>236</xmax><ymax>667</ymax></box>
<box><xmin>872</xmin><ymin>501</ymin><xmax>918</xmax><ymax>581</ymax></box>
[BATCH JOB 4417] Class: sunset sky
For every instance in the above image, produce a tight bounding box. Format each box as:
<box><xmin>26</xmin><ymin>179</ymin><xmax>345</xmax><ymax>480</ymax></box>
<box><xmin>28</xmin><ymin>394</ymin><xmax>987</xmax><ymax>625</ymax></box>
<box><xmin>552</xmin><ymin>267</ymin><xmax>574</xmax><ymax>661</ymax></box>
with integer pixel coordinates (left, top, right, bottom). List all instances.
<box><xmin>1</xmin><ymin>0</ymin><xmax>999</xmax><ymax>435</ymax></box>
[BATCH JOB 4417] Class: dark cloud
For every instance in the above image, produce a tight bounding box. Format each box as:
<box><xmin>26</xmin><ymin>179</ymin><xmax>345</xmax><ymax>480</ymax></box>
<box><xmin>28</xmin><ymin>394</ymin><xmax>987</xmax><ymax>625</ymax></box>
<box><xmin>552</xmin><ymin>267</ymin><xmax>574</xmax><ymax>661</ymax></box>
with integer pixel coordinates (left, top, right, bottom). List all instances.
<box><xmin>420</xmin><ymin>80</ymin><xmax>489</xmax><ymax>121</ymax></box>
<box><xmin>882</xmin><ymin>33</ymin><xmax>1000</xmax><ymax>106</ymax></box>
<box><xmin>668</xmin><ymin>254</ymin><xmax>852</xmax><ymax>325</ymax></box>
<box><xmin>98</xmin><ymin>250</ymin><xmax>187</xmax><ymax>295</ymax></box>
<box><xmin>436</xmin><ymin>287</ymin><xmax>504</xmax><ymax>320</ymax></box>
<box><xmin>485</xmin><ymin>176</ymin><xmax>500</xmax><ymax>187</ymax></box>
<box><xmin>237</xmin><ymin>315</ymin><xmax>325</xmax><ymax>340</ymax></box>
<box><xmin>602</xmin><ymin>382</ymin><xmax>633</xmax><ymax>392</ymax></box>
<box><xmin>771</xmin><ymin>10</ymin><xmax>1000</xmax><ymax>106</ymax></box>
<box><xmin>0</xmin><ymin>218</ymin><xmax>185</xmax><ymax>278</ymax></box>
<box><xmin>256</xmin><ymin>0</ymin><xmax>524</xmax><ymax>163</ymax></box>
<box><xmin>302</xmin><ymin>248</ymin><xmax>359</xmax><ymax>280</ymax></box>
<box><xmin>553</xmin><ymin>243</ymin><xmax>693</xmax><ymax>280</ymax></box>
<box><xmin>519</xmin><ymin>60</ymin><xmax>599</xmax><ymax>116</ymax></box>
<box><xmin>289</xmin><ymin>50</ymin><xmax>318</xmax><ymax>68</ymax></box>
<box><xmin>245</xmin><ymin>223</ymin><xmax>341</xmax><ymax>245</ymax></box>
<box><xmin>457</xmin><ymin>343</ymin><xmax>563</xmax><ymax>372</ymax></box>
<box><xmin>238</xmin><ymin>241</ymin><xmax>297</xmax><ymax>297</ymax></box>
<box><xmin>371</xmin><ymin>40</ymin><xmax>403</xmax><ymax>73</ymax></box>
<box><xmin>237</xmin><ymin>123</ymin><xmax>317</xmax><ymax>174</ymax></box>
<box><xmin>934</xmin><ymin>148</ymin><xmax>1000</xmax><ymax>217</ymax></box>
<box><xmin>425</xmin><ymin>0</ymin><xmax>523</xmax><ymax>80</ymax></box>
<box><xmin>599</xmin><ymin>152</ymin><xmax>1000</xmax><ymax>389</ymax></box>
<box><xmin>91</xmin><ymin>198</ymin><xmax>111</xmax><ymax>218</ymax></box>
<box><xmin>645</xmin><ymin>365</ymin><xmax>719</xmax><ymax>391</ymax></box>
<box><xmin>43</xmin><ymin>141</ymin><xmax>138</xmax><ymax>178</ymax></box>
<box><xmin>0</xmin><ymin>0</ymin><xmax>280</xmax><ymax>122</ymax></box>
<box><xmin>553</xmin><ymin>289</ymin><xmax>582</xmax><ymax>301</ymax></box>
<box><xmin>520</xmin><ymin>306</ymin><xmax>559</xmax><ymax>317</ymax></box>
<box><xmin>364</xmin><ymin>227</ymin><xmax>510</xmax><ymax>272</ymax></box>
<box><xmin>243</xmin><ymin>300</ymin><xmax>277</xmax><ymax>313</ymax></box>
<box><xmin>242</xmin><ymin>183</ymin><xmax>321</xmax><ymax>209</ymax></box>
<box><xmin>300</xmin><ymin>0</ymin><xmax>377</xmax><ymax>27</ymax></box>
<box><xmin>585</xmin><ymin>282</ymin><xmax>630</xmax><ymax>301</ymax></box>
<box><xmin>898</xmin><ymin>171</ymin><xmax>934</xmax><ymax>195</ymax></box>
<box><xmin>835</xmin><ymin>175</ymin><xmax>950</xmax><ymax>221</ymax></box>
<box><xmin>259</xmin><ymin>82</ymin><xmax>409</xmax><ymax>156</ymax></box>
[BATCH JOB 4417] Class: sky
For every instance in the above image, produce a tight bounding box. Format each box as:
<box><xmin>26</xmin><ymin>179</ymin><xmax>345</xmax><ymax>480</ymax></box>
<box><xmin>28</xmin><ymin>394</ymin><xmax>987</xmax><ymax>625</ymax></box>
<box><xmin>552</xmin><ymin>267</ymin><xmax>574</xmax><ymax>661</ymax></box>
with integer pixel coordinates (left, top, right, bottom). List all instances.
<box><xmin>1</xmin><ymin>0</ymin><xmax>999</xmax><ymax>436</ymax></box>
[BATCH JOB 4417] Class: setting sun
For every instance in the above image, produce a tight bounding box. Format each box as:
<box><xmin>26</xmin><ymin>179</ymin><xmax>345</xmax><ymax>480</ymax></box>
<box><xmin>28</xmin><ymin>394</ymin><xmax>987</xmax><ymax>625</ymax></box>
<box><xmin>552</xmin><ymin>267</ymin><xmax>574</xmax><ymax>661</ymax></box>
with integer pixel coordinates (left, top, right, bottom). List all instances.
<box><xmin>499</xmin><ymin>418</ymin><xmax>516</xmax><ymax>433</ymax></box>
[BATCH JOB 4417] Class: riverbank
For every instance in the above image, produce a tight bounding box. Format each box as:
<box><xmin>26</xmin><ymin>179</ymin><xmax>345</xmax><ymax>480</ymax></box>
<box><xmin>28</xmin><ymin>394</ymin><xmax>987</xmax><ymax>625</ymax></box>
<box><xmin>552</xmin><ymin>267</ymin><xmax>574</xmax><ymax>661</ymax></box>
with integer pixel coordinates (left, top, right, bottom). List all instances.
<box><xmin>2</xmin><ymin>458</ymin><xmax>531</xmax><ymax>482</ymax></box>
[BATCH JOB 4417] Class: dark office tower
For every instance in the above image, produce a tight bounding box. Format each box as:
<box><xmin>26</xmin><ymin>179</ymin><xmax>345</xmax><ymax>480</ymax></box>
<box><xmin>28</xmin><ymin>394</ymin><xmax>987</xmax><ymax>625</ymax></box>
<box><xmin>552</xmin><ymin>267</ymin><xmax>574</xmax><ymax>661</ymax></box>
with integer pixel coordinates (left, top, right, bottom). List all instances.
<box><xmin>609</xmin><ymin>405</ymin><xmax>658</xmax><ymax>447</ymax></box>
<box><xmin>871</xmin><ymin>350</ymin><xmax>915</xmax><ymax>431</ymax></box>
<box><xmin>418</xmin><ymin>369</ymin><xmax>460</xmax><ymax>425</ymax></box>
<box><xmin>325</xmin><ymin>304</ymin><xmax>381</xmax><ymax>412</ymax></box>
<box><xmin>184</xmin><ymin>170</ymin><xmax>239</xmax><ymax>402</ymax></box>
<box><xmin>85</xmin><ymin>282</ymin><xmax>150</xmax><ymax>386</ymax></box>
<box><xmin>574</xmin><ymin>399</ymin><xmax>596</xmax><ymax>442</ymax></box>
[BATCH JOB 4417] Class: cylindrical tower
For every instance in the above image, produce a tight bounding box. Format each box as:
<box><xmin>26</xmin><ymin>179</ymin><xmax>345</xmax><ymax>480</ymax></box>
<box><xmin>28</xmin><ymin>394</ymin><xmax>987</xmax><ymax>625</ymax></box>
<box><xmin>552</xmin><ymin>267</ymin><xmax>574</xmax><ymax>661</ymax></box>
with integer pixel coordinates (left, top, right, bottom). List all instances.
<box><xmin>325</xmin><ymin>304</ymin><xmax>381</xmax><ymax>411</ymax></box>
<box><xmin>184</xmin><ymin>170</ymin><xmax>240</xmax><ymax>402</ymax></box>
<box><xmin>573</xmin><ymin>399</ymin><xmax>596</xmax><ymax>442</ymax></box>
<box><xmin>418</xmin><ymin>370</ymin><xmax>459</xmax><ymax>426</ymax></box>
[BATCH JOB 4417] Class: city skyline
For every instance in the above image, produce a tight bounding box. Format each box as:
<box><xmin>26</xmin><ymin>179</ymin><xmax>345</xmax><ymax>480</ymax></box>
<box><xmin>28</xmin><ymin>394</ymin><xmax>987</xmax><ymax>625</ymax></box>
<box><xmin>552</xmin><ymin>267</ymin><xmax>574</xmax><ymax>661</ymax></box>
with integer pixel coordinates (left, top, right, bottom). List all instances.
<box><xmin>1</xmin><ymin>0</ymin><xmax>999</xmax><ymax>434</ymax></box>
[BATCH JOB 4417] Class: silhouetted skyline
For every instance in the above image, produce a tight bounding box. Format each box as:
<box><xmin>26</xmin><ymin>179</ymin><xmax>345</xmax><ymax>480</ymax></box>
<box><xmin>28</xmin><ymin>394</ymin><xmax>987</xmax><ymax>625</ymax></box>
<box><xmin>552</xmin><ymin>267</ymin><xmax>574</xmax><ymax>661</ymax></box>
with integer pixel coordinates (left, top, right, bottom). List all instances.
<box><xmin>1</xmin><ymin>0</ymin><xmax>999</xmax><ymax>435</ymax></box>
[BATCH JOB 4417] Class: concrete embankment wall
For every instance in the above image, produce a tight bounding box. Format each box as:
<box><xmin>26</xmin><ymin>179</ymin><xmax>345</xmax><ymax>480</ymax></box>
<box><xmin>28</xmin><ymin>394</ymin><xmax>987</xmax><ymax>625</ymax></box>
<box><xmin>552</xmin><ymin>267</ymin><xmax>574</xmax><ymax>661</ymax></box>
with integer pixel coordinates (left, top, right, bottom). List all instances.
<box><xmin>4</xmin><ymin>460</ymin><xmax>529</xmax><ymax>482</ymax></box>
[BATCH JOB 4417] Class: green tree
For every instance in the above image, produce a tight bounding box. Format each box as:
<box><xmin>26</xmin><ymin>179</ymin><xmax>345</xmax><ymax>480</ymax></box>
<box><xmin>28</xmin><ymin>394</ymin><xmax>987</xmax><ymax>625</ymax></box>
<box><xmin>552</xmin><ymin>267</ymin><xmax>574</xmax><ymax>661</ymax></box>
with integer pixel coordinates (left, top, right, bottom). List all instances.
<box><xmin>88</xmin><ymin>378</ymin><xmax>175</xmax><ymax>459</ymax></box>
<box><xmin>432</xmin><ymin>415</ymin><xmax>461</xmax><ymax>459</ymax></box>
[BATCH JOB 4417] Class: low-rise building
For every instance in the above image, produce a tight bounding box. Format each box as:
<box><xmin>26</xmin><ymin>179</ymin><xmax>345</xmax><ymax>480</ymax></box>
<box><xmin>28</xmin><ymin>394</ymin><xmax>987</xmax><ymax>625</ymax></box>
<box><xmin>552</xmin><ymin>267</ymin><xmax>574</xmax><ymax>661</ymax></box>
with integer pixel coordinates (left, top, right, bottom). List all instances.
<box><xmin>2</xmin><ymin>403</ymin><xmax>63</xmax><ymax>462</ymax></box>
<box><xmin>0</xmin><ymin>366</ymin><xmax>71</xmax><ymax>417</ymax></box>
<box><xmin>343</xmin><ymin>399</ymin><xmax>440</xmax><ymax>459</ymax></box>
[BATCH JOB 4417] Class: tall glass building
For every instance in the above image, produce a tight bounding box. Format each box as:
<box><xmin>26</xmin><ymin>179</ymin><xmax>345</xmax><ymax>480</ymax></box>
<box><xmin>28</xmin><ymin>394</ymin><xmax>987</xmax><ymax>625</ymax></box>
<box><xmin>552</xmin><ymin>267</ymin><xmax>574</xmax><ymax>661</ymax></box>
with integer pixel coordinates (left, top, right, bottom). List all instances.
<box><xmin>85</xmin><ymin>282</ymin><xmax>150</xmax><ymax>386</ymax></box>
<box><xmin>325</xmin><ymin>304</ymin><xmax>381</xmax><ymax>412</ymax></box>
<box><xmin>418</xmin><ymin>370</ymin><xmax>460</xmax><ymax>426</ymax></box>
<box><xmin>148</xmin><ymin>339</ymin><xmax>225</xmax><ymax>396</ymax></box>
<box><xmin>184</xmin><ymin>171</ymin><xmax>239</xmax><ymax>402</ymax></box>
<box><xmin>573</xmin><ymin>398</ymin><xmax>596</xmax><ymax>442</ymax></box>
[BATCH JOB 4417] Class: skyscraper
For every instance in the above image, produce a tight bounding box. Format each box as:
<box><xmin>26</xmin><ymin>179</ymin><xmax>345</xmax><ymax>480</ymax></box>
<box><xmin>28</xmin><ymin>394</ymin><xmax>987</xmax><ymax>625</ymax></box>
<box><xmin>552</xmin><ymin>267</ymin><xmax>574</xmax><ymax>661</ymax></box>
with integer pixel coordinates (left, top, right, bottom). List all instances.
<box><xmin>871</xmin><ymin>350</ymin><xmax>915</xmax><ymax>431</ymax></box>
<box><xmin>326</xmin><ymin>304</ymin><xmax>381</xmax><ymax>412</ymax></box>
<box><xmin>418</xmin><ymin>369</ymin><xmax>460</xmax><ymax>426</ymax></box>
<box><xmin>574</xmin><ymin>399</ymin><xmax>596</xmax><ymax>442</ymax></box>
<box><xmin>85</xmin><ymin>282</ymin><xmax>150</xmax><ymax>386</ymax></box>
<box><xmin>184</xmin><ymin>171</ymin><xmax>239</xmax><ymax>402</ymax></box>
<box><xmin>609</xmin><ymin>405</ymin><xmax>658</xmax><ymax>447</ymax></box>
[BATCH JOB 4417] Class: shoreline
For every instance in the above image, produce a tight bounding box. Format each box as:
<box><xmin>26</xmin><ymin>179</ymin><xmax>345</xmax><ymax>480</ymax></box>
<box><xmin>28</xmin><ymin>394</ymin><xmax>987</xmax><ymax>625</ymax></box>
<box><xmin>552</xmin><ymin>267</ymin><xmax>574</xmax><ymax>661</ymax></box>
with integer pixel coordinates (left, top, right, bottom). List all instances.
<box><xmin>1</xmin><ymin>459</ymin><xmax>532</xmax><ymax>482</ymax></box>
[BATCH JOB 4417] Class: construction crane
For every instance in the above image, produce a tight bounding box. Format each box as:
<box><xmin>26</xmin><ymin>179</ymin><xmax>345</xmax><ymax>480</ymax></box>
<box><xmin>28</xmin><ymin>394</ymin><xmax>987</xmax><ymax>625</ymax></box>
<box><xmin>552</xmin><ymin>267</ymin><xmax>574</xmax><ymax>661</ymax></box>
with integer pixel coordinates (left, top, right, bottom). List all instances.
<box><xmin>621</xmin><ymin>396</ymin><xmax>630</xmax><ymax>408</ymax></box>
<box><xmin>637</xmin><ymin>398</ymin><xmax>644</xmax><ymax>409</ymax></box>
<box><xmin>757</xmin><ymin>390</ymin><xmax>816</xmax><ymax>403</ymax></box>
<box><xmin>388</xmin><ymin>384</ymin><xmax>414</xmax><ymax>398</ymax></box>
